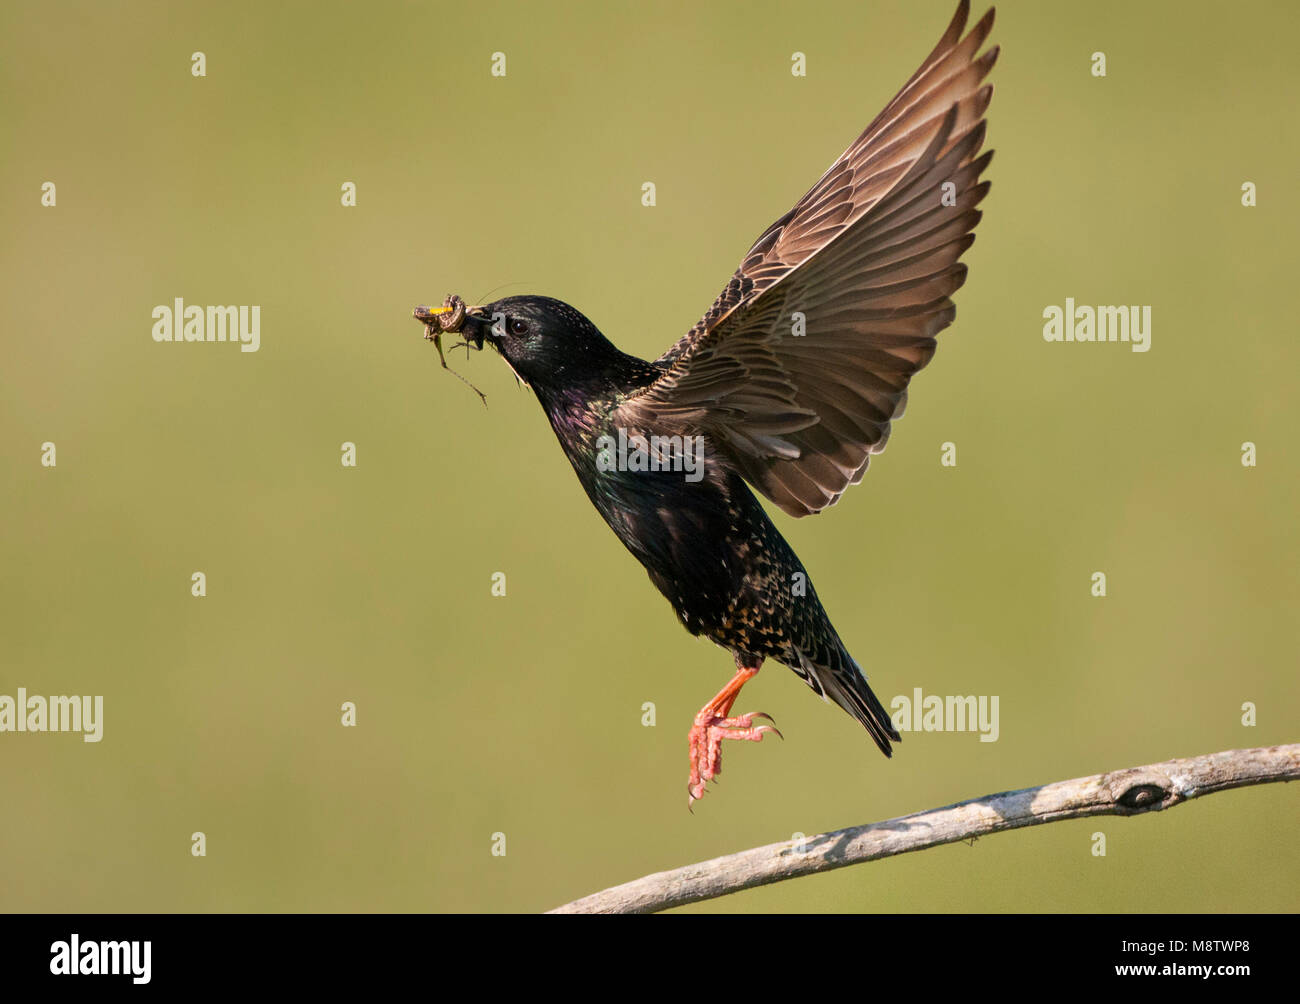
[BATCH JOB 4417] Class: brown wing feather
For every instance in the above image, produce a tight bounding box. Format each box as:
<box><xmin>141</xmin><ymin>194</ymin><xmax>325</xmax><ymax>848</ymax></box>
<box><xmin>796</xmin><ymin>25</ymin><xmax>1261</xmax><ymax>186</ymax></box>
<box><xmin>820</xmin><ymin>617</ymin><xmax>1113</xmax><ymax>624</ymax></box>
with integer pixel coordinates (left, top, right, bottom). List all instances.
<box><xmin>619</xmin><ymin>1</ymin><xmax>998</xmax><ymax>517</ymax></box>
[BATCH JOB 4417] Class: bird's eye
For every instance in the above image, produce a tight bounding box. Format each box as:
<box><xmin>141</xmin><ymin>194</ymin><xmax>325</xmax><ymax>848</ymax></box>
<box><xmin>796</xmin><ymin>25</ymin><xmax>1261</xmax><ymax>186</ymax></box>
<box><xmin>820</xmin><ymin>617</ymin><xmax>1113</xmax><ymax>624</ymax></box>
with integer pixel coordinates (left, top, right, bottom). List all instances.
<box><xmin>509</xmin><ymin>317</ymin><xmax>530</xmax><ymax>336</ymax></box>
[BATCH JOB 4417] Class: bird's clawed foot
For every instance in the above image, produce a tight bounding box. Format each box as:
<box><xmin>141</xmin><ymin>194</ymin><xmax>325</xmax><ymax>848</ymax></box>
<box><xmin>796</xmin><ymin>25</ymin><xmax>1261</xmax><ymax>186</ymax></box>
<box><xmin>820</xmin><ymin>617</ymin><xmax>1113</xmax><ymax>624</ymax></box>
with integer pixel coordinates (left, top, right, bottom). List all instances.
<box><xmin>687</xmin><ymin>710</ymin><xmax>783</xmax><ymax>806</ymax></box>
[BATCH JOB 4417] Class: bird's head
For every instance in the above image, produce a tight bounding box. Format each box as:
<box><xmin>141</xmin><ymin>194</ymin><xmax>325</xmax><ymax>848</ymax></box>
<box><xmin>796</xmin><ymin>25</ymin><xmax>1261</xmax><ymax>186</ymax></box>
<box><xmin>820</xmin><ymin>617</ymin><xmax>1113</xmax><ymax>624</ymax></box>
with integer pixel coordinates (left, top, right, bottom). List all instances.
<box><xmin>415</xmin><ymin>294</ymin><xmax>634</xmax><ymax>397</ymax></box>
<box><xmin>479</xmin><ymin>295</ymin><xmax>617</xmax><ymax>384</ymax></box>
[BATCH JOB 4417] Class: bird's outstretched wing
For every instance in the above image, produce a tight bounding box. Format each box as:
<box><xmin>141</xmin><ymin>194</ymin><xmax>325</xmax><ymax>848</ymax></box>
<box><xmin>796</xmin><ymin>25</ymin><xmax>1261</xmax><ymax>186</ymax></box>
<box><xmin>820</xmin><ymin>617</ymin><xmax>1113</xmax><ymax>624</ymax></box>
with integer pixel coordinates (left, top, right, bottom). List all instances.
<box><xmin>613</xmin><ymin>0</ymin><xmax>997</xmax><ymax>517</ymax></box>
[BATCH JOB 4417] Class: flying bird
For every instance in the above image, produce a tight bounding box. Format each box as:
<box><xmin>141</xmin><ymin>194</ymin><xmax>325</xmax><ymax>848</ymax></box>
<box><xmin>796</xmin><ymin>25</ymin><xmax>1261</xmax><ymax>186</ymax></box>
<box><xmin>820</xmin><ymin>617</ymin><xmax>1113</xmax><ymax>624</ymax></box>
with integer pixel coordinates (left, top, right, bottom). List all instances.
<box><xmin>415</xmin><ymin>1</ymin><xmax>997</xmax><ymax>805</ymax></box>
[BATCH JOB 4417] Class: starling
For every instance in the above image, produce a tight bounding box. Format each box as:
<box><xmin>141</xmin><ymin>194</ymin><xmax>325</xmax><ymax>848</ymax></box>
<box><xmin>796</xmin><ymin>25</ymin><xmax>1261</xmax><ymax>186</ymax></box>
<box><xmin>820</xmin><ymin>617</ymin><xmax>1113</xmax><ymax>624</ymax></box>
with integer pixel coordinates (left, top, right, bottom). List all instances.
<box><xmin>415</xmin><ymin>1</ymin><xmax>997</xmax><ymax>805</ymax></box>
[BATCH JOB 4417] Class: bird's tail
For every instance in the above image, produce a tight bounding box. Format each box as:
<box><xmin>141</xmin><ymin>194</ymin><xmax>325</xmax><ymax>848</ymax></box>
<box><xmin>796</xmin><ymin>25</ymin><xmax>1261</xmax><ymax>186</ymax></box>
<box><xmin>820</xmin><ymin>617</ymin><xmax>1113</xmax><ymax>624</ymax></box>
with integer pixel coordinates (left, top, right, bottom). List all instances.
<box><xmin>799</xmin><ymin>647</ymin><xmax>901</xmax><ymax>757</ymax></box>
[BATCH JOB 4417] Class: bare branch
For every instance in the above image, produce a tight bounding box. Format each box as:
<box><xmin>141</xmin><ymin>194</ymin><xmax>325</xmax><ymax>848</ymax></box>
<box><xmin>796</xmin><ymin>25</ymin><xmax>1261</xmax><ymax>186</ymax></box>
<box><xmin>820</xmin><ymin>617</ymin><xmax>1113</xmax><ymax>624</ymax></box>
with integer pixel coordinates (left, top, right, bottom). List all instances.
<box><xmin>549</xmin><ymin>744</ymin><xmax>1299</xmax><ymax>914</ymax></box>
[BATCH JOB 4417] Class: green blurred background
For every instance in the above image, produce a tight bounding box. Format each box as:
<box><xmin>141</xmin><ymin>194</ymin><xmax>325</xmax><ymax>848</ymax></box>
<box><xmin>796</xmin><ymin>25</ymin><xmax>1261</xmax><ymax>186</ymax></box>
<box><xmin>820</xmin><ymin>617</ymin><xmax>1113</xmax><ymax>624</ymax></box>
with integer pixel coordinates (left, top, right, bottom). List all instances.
<box><xmin>2</xmin><ymin>0</ymin><xmax>1296</xmax><ymax>913</ymax></box>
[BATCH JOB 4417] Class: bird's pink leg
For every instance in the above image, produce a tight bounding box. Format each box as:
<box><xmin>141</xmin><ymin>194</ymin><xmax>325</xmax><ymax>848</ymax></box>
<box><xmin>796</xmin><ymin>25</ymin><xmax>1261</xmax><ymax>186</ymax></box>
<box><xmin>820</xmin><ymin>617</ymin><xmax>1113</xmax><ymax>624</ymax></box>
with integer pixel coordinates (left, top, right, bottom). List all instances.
<box><xmin>687</xmin><ymin>660</ymin><xmax>782</xmax><ymax>806</ymax></box>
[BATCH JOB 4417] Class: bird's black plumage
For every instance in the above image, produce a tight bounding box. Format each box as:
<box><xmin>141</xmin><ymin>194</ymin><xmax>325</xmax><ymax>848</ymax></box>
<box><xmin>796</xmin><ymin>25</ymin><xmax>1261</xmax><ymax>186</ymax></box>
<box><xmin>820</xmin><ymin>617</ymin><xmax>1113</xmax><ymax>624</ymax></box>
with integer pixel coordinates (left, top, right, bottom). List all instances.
<box><xmin>416</xmin><ymin>1</ymin><xmax>997</xmax><ymax>801</ymax></box>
